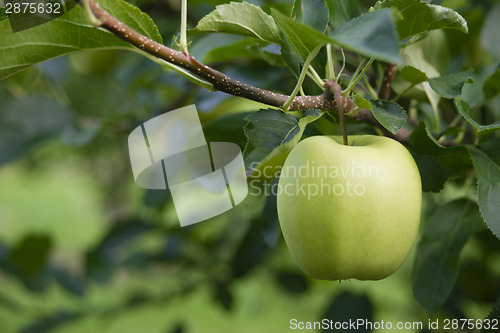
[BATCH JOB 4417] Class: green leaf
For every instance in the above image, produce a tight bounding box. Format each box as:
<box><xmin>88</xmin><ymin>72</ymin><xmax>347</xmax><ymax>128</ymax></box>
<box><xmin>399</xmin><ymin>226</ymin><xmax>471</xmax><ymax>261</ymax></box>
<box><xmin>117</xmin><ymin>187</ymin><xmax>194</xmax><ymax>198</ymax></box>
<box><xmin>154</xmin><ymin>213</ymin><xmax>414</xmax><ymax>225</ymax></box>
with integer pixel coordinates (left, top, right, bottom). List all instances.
<box><xmin>352</xmin><ymin>94</ymin><xmax>371</xmax><ymax>110</ymax></box>
<box><xmin>322</xmin><ymin>292</ymin><xmax>374</xmax><ymax>328</ymax></box>
<box><xmin>373</xmin><ymin>0</ymin><xmax>468</xmax><ymax>41</ymax></box>
<box><xmin>368</xmin><ymin>100</ymin><xmax>407</xmax><ymax>134</ymax></box>
<box><xmin>483</xmin><ymin>65</ymin><xmax>500</xmax><ymax>100</ymax></box>
<box><xmin>272</xmin><ymin>8</ymin><xmax>401</xmax><ymax>65</ymax></box>
<box><xmin>0</xmin><ymin>97</ymin><xmax>72</xmax><ymax>166</ymax></box>
<box><xmin>409</xmin><ymin>122</ymin><xmax>471</xmax><ymax>192</ymax></box>
<box><xmin>198</xmin><ymin>38</ymin><xmax>284</xmax><ymax>67</ymax></box>
<box><xmin>412</xmin><ymin>200</ymin><xmax>484</xmax><ymax>315</ymax></box>
<box><xmin>10</xmin><ymin>234</ymin><xmax>52</xmax><ymax>277</ymax></box>
<box><xmin>325</xmin><ymin>0</ymin><xmax>362</xmax><ymax>28</ymax></box>
<box><xmin>279</xmin><ymin>31</ymin><xmax>302</xmax><ymax>76</ymax></box>
<box><xmin>428</xmin><ymin>70</ymin><xmax>474</xmax><ymax>99</ymax></box>
<box><xmin>469</xmin><ymin>144</ymin><xmax>500</xmax><ymax>239</ymax></box>
<box><xmin>482</xmin><ymin>296</ymin><xmax>500</xmax><ymax>333</ymax></box>
<box><xmin>330</xmin><ymin>9</ymin><xmax>401</xmax><ymax>65</ymax></box>
<box><xmin>194</xmin><ymin>2</ymin><xmax>280</xmax><ymax>44</ymax></box>
<box><xmin>400</xmin><ymin>66</ymin><xmax>428</xmax><ymax>85</ymax></box>
<box><xmin>455</xmin><ymin>99</ymin><xmax>500</xmax><ymax>135</ymax></box>
<box><xmin>292</xmin><ymin>0</ymin><xmax>329</xmax><ymax>32</ymax></box>
<box><xmin>0</xmin><ymin>0</ymin><xmax>162</xmax><ymax>80</ymax></box>
<box><xmin>244</xmin><ymin>109</ymin><xmax>325</xmax><ymax>177</ymax></box>
<box><xmin>272</xmin><ymin>9</ymin><xmax>328</xmax><ymax>63</ymax></box>
<box><xmin>0</xmin><ymin>7</ymin><xmax>7</xmax><ymax>22</ymax></box>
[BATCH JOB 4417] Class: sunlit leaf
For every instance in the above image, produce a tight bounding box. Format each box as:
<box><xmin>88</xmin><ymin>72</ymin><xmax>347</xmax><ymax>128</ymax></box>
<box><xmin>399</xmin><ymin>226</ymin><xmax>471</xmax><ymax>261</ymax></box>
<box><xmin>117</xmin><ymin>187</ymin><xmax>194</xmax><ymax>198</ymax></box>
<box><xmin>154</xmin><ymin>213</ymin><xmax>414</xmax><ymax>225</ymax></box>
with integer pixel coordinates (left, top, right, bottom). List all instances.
<box><xmin>373</xmin><ymin>0</ymin><xmax>468</xmax><ymax>41</ymax></box>
<box><xmin>195</xmin><ymin>1</ymin><xmax>280</xmax><ymax>43</ymax></box>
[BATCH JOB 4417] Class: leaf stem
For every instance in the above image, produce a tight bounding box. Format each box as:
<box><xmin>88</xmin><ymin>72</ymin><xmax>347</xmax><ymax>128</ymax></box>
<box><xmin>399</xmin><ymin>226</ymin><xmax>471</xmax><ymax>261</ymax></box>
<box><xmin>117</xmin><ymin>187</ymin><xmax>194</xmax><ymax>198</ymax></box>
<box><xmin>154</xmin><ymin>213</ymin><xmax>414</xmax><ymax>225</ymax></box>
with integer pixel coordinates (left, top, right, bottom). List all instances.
<box><xmin>180</xmin><ymin>0</ymin><xmax>189</xmax><ymax>54</ymax></box>
<box><xmin>392</xmin><ymin>83</ymin><xmax>416</xmax><ymax>103</ymax></box>
<box><xmin>82</xmin><ymin>0</ymin><xmax>102</xmax><ymax>26</ymax></box>
<box><xmin>336</xmin><ymin>48</ymin><xmax>346</xmax><ymax>81</ymax></box>
<box><xmin>363</xmin><ymin>75</ymin><xmax>378</xmax><ymax>99</ymax></box>
<box><xmin>309</xmin><ymin>65</ymin><xmax>325</xmax><ymax>88</ymax></box>
<box><xmin>342</xmin><ymin>58</ymin><xmax>374</xmax><ymax>96</ymax></box>
<box><xmin>326</xmin><ymin>44</ymin><xmax>335</xmax><ymax>81</ymax></box>
<box><xmin>283</xmin><ymin>45</ymin><xmax>322</xmax><ymax>111</ymax></box>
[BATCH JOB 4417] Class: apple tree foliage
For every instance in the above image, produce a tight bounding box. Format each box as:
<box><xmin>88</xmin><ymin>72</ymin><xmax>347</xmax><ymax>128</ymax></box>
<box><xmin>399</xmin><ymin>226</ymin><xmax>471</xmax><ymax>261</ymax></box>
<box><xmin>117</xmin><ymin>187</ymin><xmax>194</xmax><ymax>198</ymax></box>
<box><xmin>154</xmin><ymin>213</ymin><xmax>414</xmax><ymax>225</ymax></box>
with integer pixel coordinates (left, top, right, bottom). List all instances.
<box><xmin>0</xmin><ymin>0</ymin><xmax>500</xmax><ymax>330</ymax></box>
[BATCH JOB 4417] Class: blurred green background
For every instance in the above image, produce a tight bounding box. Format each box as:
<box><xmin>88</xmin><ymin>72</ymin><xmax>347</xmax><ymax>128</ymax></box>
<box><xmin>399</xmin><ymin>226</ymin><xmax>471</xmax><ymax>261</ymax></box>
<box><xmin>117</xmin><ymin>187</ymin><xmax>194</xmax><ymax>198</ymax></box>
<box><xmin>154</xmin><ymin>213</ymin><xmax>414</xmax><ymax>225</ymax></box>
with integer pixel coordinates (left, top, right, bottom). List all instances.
<box><xmin>1</xmin><ymin>0</ymin><xmax>500</xmax><ymax>332</ymax></box>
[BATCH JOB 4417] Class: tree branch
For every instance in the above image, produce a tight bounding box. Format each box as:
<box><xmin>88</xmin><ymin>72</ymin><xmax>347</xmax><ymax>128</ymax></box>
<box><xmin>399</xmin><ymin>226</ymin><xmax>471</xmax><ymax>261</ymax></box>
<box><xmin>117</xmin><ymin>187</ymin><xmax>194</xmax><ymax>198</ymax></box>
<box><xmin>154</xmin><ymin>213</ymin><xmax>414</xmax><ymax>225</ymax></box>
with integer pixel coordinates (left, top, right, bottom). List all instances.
<box><xmin>78</xmin><ymin>0</ymin><xmax>412</xmax><ymax>144</ymax></box>
<box><xmin>379</xmin><ymin>63</ymin><xmax>397</xmax><ymax>100</ymax></box>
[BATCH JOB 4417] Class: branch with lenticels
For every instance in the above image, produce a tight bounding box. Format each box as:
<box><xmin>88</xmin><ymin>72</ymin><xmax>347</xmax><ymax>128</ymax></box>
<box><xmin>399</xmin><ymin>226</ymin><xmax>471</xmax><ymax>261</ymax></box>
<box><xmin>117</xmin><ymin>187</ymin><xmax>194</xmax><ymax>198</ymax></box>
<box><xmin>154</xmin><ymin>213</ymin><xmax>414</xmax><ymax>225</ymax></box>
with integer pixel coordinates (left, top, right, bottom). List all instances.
<box><xmin>77</xmin><ymin>0</ymin><xmax>411</xmax><ymax>144</ymax></box>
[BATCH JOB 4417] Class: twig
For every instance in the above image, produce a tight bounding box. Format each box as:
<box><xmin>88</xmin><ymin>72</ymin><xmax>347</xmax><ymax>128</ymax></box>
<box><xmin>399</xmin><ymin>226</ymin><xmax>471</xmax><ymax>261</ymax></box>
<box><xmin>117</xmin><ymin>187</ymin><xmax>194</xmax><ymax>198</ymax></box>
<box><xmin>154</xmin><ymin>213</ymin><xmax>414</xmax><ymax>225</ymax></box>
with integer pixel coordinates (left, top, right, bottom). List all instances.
<box><xmin>76</xmin><ymin>0</ymin><xmax>414</xmax><ymax>144</ymax></box>
<box><xmin>379</xmin><ymin>63</ymin><xmax>397</xmax><ymax>100</ymax></box>
<box><xmin>330</xmin><ymin>81</ymin><xmax>348</xmax><ymax>145</ymax></box>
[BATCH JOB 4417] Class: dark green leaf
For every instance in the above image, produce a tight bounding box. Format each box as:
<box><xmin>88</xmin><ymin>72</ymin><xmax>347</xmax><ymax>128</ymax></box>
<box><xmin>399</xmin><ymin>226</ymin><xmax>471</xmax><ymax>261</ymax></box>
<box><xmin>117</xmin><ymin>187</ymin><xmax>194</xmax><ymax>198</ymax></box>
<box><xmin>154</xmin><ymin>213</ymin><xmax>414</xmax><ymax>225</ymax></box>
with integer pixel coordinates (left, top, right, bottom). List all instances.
<box><xmin>0</xmin><ymin>0</ymin><xmax>162</xmax><ymax>79</ymax></box>
<box><xmin>322</xmin><ymin>292</ymin><xmax>373</xmax><ymax>332</ymax></box>
<box><xmin>455</xmin><ymin>99</ymin><xmax>500</xmax><ymax>135</ymax></box>
<box><xmin>369</xmin><ymin>99</ymin><xmax>407</xmax><ymax>134</ymax></box>
<box><xmin>194</xmin><ymin>2</ymin><xmax>280</xmax><ymax>43</ymax></box>
<box><xmin>244</xmin><ymin>109</ymin><xmax>325</xmax><ymax>174</ymax></box>
<box><xmin>201</xmin><ymin>39</ymin><xmax>285</xmax><ymax>67</ymax></box>
<box><xmin>409</xmin><ymin>122</ymin><xmax>471</xmax><ymax>192</ymax></box>
<box><xmin>9</xmin><ymin>234</ymin><xmax>52</xmax><ymax>277</ymax></box>
<box><xmin>292</xmin><ymin>0</ymin><xmax>329</xmax><ymax>32</ymax></box>
<box><xmin>50</xmin><ymin>267</ymin><xmax>85</xmax><ymax>296</ymax></box>
<box><xmin>86</xmin><ymin>219</ymin><xmax>152</xmax><ymax>282</ymax></box>
<box><xmin>230</xmin><ymin>222</ymin><xmax>269</xmax><ymax>278</ymax></box>
<box><xmin>428</xmin><ymin>70</ymin><xmax>474</xmax><ymax>99</ymax></box>
<box><xmin>469</xmin><ymin>144</ymin><xmax>500</xmax><ymax>239</ymax></box>
<box><xmin>325</xmin><ymin>0</ymin><xmax>362</xmax><ymax>28</ymax></box>
<box><xmin>330</xmin><ymin>9</ymin><xmax>401</xmax><ymax>65</ymax></box>
<box><xmin>272</xmin><ymin>9</ymin><xmax>328</xmax><ymax>62</ymax></box>
<box><xmin>482</xmin><ymin>296</ymin><xmax>500</xmax><ymax>333</ymax></box>
<box><xmin>280</xmin><ymin>30</ymin><xmax>302</xmax><ymax>76</ymax></box>
<box><xmin>275</xmin><ymin>270</ymin><xmax>309</xmax><ymax>294</ymax></box>
<box><xmin>483</xmin><ymin>65</ymin><xmax>500</xmax><ymax>100</ymax></box>
<box><xmin>0</xmin><ymin>7</ymin><xmax>7</xmax><ymax>21</ymax></box>
<box><xmin>400</xmin><ymin>66</ymin><xmax>428</xmax><ymax>85</ymax></box>
<box><xmin>213</xmin><ymin>280</ymin><xmax>233</xmax><ymax>310</ymax></box>
<box><xmin>373</xmin><ymin>0</ymin><xmax>468</xmax><ymax>41</ymax></box>
<box><xmin>273</xmin><ymin>8</ymin><xmax>402</xmax><ymax>65</ymax></box>
<box><xmin>0</xmin><ymin>97</ymin><xmax>72</xmax><ymax>166</ymax></box>
<box><xmin>412</xmin><ymin>200</ymin><xmax>484</xmax><ymax>315</ymax></box>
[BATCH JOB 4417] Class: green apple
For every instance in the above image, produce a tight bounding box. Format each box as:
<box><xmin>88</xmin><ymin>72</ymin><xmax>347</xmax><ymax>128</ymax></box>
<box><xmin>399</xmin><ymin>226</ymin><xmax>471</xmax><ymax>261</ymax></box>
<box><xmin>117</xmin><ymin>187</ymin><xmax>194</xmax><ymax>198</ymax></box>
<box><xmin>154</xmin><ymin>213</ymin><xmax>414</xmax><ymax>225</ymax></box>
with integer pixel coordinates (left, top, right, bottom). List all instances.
<box><xmin>277</xmin><ymin>135</ymin><xmax>422</xmax><ymax>281</ymax></box>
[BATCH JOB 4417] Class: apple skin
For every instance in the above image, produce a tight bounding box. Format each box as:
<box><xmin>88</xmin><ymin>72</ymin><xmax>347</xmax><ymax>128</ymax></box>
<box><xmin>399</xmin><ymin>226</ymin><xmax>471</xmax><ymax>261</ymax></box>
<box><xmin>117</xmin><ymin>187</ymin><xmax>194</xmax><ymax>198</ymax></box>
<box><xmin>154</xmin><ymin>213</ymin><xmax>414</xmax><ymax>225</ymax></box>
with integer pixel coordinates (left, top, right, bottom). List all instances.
<box><xmin>277</xmin><ymin>135</ymin><xmax>422</xmax><ymax>281</ymax></box>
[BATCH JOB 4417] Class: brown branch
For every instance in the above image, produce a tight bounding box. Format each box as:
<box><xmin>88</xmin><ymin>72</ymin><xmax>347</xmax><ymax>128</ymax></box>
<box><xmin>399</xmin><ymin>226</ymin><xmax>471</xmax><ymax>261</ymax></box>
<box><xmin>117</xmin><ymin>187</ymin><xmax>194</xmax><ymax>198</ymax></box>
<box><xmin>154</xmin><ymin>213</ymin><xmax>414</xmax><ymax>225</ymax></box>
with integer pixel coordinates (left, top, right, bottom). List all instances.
<box><xmin>78</xmin><ymin>0</ymin><xmax>412</xmax><ymax>144</ymax></box>
<box><xmin>379</xmin><ymin>63</ymin><xmax>397</xmax><ymax>100</ymax></box>
<box><xmin>83</xmin><ymin>0</ymin><xmax>336</xmax><ymax>111</ymax></box>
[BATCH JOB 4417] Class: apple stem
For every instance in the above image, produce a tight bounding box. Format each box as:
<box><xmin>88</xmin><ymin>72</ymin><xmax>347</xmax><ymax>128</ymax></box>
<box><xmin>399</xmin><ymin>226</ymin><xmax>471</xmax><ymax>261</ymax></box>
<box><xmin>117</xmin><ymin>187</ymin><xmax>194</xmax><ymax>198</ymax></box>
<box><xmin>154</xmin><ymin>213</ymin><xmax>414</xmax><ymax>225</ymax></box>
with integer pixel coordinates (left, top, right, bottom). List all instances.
<box><xmin>330</xmin><ymin>82</ymin><xmax>348</xmax><ymax>146</ymax></box>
